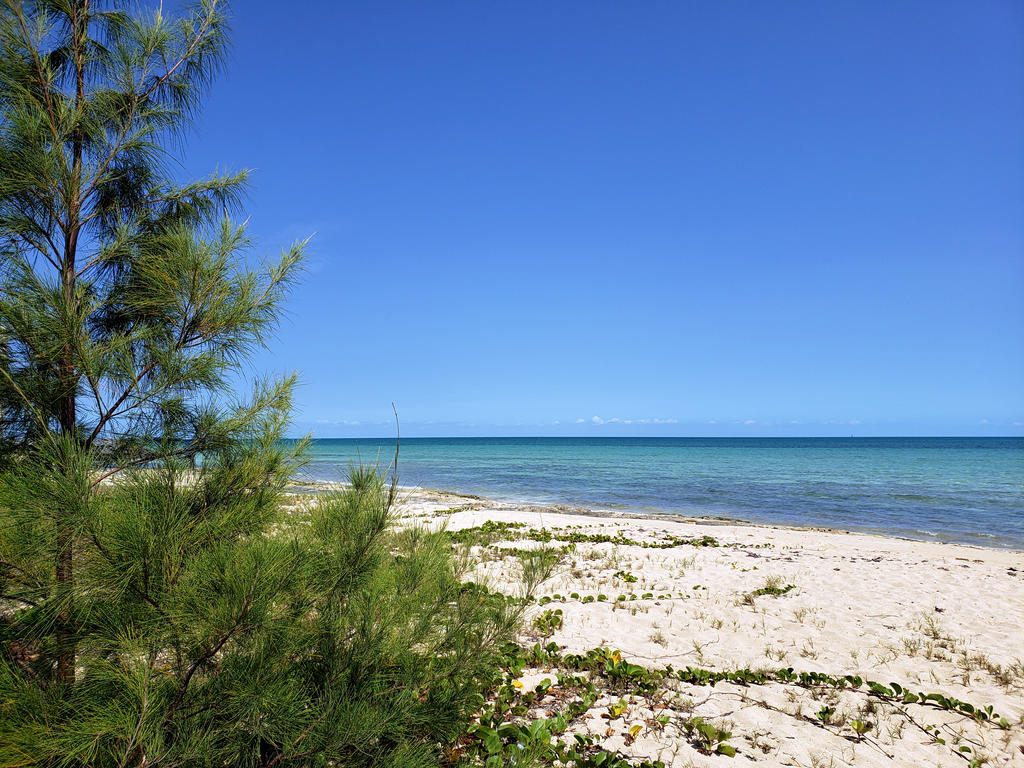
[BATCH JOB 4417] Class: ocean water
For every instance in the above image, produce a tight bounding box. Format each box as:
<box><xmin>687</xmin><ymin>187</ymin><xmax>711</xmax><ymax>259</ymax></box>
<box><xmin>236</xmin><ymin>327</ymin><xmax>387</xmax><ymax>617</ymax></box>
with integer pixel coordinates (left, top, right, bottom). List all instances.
<box><xmin>292</xmin><ymin>437</ymin><xmax>1024</xmax><ymax>550</ymax></box>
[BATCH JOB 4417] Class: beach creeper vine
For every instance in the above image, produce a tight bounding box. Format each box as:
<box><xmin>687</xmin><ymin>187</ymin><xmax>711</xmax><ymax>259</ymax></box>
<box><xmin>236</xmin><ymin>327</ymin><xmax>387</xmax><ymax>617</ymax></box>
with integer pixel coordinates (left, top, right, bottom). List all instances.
<box><xmin>454</xmin><ymin>642</ymin><xmax>1011</xmax><ymax>767</ymax></box>
<box><xmin>448</xmin><ymin>520</ymin><xmax>735</xmax><ymax>550</ymax></box>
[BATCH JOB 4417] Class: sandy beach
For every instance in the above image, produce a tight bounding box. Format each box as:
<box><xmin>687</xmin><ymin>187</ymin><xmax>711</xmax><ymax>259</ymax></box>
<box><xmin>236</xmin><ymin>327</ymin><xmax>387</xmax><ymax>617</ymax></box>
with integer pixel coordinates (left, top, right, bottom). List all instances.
<box><xmin>385</xmin><ymin>486</ymin><xmax>1024</xmax><ymax>768</ymax></box>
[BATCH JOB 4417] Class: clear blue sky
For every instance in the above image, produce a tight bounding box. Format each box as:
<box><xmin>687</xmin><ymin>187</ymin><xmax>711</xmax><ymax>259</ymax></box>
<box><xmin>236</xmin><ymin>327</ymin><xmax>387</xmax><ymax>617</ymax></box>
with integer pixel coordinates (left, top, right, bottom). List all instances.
<box><xmin>181</xmin><ymin>1</ymin><xmax>1023</xmax><ymax>437</ymax></box>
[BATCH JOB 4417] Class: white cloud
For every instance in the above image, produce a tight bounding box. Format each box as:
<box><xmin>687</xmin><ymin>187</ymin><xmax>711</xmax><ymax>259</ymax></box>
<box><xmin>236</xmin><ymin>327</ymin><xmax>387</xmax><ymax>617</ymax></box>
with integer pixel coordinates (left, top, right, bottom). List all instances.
<box><xmin>571</xmin><ymin>415</ymin><xmax>679</xmax><ymax>426</ymax></box>
<box><xmin>552</xmin><ymin>420</ymin><xmax>560</xmax><ymax>425</ymax></box>
<box><xmin>978</xmin><ymin>418</ymin><xmax>990</xmax><ymax>425</ymax></box>
<box><xmin>744</xmin><ymin>419</ymin><xmax>756</xmax><ymax>425</ymax></box>
<box><xmin>707</xmin><ymin>419</ymin><xmax>717</xmax><ymax>425</ymax></box>
<box><xmin>847</xmin><ymin>420</ymin><xmax>861</xmax><ymax>425</ymax></box>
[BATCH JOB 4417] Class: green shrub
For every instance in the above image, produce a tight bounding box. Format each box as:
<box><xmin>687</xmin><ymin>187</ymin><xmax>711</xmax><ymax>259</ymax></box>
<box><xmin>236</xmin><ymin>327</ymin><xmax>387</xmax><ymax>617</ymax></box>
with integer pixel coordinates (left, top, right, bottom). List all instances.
<box><xmin>0</xmin><ymin>463</ymin><xmax>556</xmax><ymax>767</ymax></box>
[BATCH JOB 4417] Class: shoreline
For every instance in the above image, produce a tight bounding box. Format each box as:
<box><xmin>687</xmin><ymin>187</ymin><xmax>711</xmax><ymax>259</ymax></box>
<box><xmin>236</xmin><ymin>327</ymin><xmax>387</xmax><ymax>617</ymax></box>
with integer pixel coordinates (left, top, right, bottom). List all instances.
<box><xmin>287</xmin><ymin>479</ymin><xmax>1024</xmax><ymax>555</ymax></box>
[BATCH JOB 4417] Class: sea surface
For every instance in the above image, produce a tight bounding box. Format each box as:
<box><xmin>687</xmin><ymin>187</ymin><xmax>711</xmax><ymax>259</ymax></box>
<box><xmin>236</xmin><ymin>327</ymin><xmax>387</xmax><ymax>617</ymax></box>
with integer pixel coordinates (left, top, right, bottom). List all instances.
<box><xmin>292</xmin><ymin>437</ymin><xmax>1024</xmax><ymax>550</ymax></box>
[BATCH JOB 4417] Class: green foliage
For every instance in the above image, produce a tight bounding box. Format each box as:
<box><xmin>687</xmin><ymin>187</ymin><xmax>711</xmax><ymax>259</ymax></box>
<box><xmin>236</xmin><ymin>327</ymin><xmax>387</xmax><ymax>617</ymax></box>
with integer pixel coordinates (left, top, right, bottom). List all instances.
<box><xmin>742</xmin><ymin>578</ymin><xmax>796</xmax><ymax>605</ymax></box>
<box><xmin>0</xmin><ymin>0</ymin><xmax>307</xmax><ymax>708</ymax></box>
<box><xmin>681</xmin><ymin>717</ymin><xmax>735</xmax><ymax>757</ymax></box>
<box><xmin>533</xmin><ymin>609</ymin><xmax>563</xmax><ymax>638</ymax></box>
<box><xmin>749</xmin><ymin>583</ymin><xmax>796</xmax><ymax>598</ymax></box>
<box><xmin>850</xmin><ymin>719</ymin><xmax>872</xmax><ymax>738</ymax></box>
<box><xmin>1</xmin><ymin>465</ymin><xmax>544</xmax><ymax>767</ymax></box>
<box><xmin>514</xmin><ymin>642</ymin><xmax>1009</xmax><ymax>727</ymax></box>
<box><xmin>449</xmin><ymin>521</ymin><xmax>725</xmax><ymax>551</ymax></box>
<box><xmin>466</xmin><ymin>641</ymin><xmax>1013</xmax><ymax>768</ymax></box>
<box><xmin>462</xmin><ymin>661</ymin><xmax>665</xmax><ymax>768</ymax></box>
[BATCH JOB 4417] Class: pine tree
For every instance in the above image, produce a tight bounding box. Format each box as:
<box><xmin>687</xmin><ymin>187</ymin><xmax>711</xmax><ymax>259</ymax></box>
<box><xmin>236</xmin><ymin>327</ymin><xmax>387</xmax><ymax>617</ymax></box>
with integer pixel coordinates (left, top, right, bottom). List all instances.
<box><xmin>0</xmin><ymin>2</ymin><xmax>548</xmax><ymax>765</ymax></box>
<box><xmin>0</xmin><ymin>0</ymin><xmax>302</xmax><ymax>690</ymax></box>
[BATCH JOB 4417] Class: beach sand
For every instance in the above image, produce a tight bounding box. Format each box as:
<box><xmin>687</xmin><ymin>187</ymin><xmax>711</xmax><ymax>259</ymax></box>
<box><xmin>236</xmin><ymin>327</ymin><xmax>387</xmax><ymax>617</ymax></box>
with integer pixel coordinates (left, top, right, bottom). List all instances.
<box><xmin>389</xmin><ymin>487</ymin><xmax>1024</xmax><ymax>767</ymax></box>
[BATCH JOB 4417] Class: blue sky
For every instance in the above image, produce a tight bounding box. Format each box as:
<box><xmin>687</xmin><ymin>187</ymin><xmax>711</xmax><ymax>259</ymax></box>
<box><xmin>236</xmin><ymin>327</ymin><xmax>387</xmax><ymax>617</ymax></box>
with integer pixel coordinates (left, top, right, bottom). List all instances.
<box><xmin>181</xmin><ymin>1</ymin><xmax>1023</xmax><ymax>437</ymax></box>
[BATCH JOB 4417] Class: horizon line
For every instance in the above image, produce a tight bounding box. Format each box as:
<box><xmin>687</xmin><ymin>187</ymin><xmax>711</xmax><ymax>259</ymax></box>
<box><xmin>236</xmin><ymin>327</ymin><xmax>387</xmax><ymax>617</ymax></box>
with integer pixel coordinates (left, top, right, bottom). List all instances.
<box><xmin>285</xmin><ymin>434</ymin><xmax>1023</xmax><ymax>440</ymax></box>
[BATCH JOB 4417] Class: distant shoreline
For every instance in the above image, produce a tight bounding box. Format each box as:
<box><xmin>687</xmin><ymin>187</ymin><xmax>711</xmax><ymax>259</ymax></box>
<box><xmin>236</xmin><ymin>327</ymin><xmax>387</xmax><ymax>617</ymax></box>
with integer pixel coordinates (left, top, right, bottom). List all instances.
<box><xmin>291</xmin><ymin>435</ymin><xmax>1024</xmax><ymax>551</ymax></box>
<box><xmin>286</xmin><ymin>479</ymin><xmax>1024</xmax><ymax>555</ymax></box>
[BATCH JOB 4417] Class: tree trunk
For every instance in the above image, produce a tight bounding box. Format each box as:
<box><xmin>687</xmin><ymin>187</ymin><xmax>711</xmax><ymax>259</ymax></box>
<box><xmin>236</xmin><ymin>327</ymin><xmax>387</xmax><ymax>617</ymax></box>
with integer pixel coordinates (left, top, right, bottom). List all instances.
<box><xmin>54</xmin><ymin>0</ymin><xmax>89</xmax><ymax>688</ymax></box>
<box><xmin>55</xmin><ymin>248</ymin><xmax>78</xmax><ymax>688</ymax></box>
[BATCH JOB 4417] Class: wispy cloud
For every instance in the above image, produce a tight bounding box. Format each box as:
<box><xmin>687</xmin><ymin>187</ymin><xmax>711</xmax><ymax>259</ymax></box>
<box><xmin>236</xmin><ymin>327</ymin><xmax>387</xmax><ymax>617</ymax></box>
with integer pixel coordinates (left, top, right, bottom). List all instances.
<box><xmin>583</xmin><ymin>416</ymin><xmax>678</xmax><ymax>426</ymax></box>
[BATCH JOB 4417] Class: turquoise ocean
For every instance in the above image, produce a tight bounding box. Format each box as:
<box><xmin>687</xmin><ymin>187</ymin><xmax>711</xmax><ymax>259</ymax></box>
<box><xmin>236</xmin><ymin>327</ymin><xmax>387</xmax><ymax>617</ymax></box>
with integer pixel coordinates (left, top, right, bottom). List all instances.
<box><xmin>293</xmin><ymin>437</ymin><xmax>1024</xmax><ymax>550</ymax></box>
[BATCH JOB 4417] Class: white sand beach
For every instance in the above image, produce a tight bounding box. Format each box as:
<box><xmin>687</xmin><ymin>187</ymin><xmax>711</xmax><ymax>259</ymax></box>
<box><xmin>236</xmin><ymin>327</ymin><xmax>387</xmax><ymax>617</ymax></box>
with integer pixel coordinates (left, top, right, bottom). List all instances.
<box><xmin>391</xmin><ymin>487</ymin><xmax>1024</xmax><ymax>768</ymax></box>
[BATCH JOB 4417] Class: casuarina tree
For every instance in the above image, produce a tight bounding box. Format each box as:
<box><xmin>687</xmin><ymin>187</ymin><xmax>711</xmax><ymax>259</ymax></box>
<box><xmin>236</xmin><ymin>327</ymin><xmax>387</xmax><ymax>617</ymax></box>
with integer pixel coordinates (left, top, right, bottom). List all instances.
<box><xmin>0</xmin><ymin>2</ymin><xmax>548</xmax><ymax>765</ymax></box>
<box><xmin>0</xmin><ymin>0</ymin><xmax>303</xmax><ymax>688</ymax></box>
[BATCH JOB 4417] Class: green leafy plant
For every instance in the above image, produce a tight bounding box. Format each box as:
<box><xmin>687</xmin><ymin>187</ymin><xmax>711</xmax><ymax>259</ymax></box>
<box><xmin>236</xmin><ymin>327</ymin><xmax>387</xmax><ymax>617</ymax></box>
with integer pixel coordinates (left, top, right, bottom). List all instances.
<box><xmin>533</xmin><ymin>608</ymin><xmax>564</xmax><ymax>638</ymax></box>
<box><xmin>462</xmin><ymin>642</ymin><xmax>1011</xmax><ymax>768</ymax></box>
<box><xmin>850</xmin><ymin>719</ymin><xmax>872</xmax><ymax>739</ymax></box>
<box><xmin>682</xmin><ymin>717</ymin><xmax>736</xmax><ymax>757</ymax></box>
<box><xmin>608</xmin><ymin>699</ymin><xmax>628</xmax><ymax>718</ymax></box>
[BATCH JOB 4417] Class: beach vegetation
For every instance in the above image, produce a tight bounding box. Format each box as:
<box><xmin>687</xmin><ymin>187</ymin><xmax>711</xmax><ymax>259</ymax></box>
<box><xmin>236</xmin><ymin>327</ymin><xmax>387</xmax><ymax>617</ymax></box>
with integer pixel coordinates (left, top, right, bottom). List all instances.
<box><xmin>0</xmin><ymin>0</ymin><xmax>308</xmax><ymax>688</ymax></box>
<box><xmin>533</xmin><ymin>608</ymin><xmax>563</xmax><ymax>638</ymax></box>
<box><xmin>680</xmin><ymin>717</ymin><xmax>736</xmax><ymax>757</ymax></box>
<box><xmin>849</xmin><ymin>719</ymin><xmax>872</xmax><ymax>739</ymax></box>
<box><xmin>474</xmin><ymin>641</ymin><xmax>1013</xmax><ymax>767</ymax></box>
<box><xmin>742</xmin><ymin>577</ymin><xmax>796</xmax><ymax>606</ymax></box>
<box><xmin>450</xmin><ymin>522</ymin><xmax>728</xmax><ymax>551</ymax></box>
<box><xmin>816</xmin><ymin>706</ymin><xmax>838</xmax><ymax>727</ymax></box>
